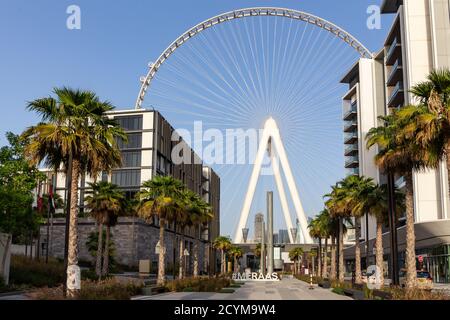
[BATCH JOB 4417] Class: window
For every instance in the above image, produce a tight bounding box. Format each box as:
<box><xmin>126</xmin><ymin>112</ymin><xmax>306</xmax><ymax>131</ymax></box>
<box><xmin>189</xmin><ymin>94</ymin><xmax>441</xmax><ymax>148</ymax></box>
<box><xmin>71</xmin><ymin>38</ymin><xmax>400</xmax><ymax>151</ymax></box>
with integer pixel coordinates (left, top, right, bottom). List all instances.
<box><xmin>121</xmin><ymin>151</ymin><xmax>141</xmax><ymax>168</ymax></box>
<box><xmin>115</xmin><ymin>116</ymin><xmax>143</xmax><ymax>131</ymax></box>
<box><xmin>112</xmin><ymin>169</ymin><xmax>141</xmax><ymax>187</ymax></box>
<box><xmin>116</xmin><ymin>133</ymin><xmax>142</xmax><ymax>149</ymax></box>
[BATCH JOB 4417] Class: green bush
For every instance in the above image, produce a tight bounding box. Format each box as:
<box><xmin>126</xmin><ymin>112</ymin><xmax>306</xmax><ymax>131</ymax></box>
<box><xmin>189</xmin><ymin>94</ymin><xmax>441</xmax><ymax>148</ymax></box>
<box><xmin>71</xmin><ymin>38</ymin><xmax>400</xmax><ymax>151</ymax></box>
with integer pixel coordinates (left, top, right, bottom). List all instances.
<box><xmin>28</xmin><ymin>278</ymin><xmax>143</xmax><ymax>300</ymax></box>
<box><xmin>81</xmin><ymin>269</ymin><xmax>101</xmax><ymax>281</ymax></box>
<box><xmin>9</xmin><ymin>255</ymin><xmax>64</xmax><ymax>288</ymax></box>
<box><xmin>332</xmin><ymin>287</ymin><xmax>345</xmax><ymax>295</ymax></box>
<box><xmin>165</xmin><ymin>277</ymin><xmax>231</xmax><ymax>293</ymax></box>
<box><xmin>219</xmin><ymin>288</ymin><xmax>235</xmax><ymax>293</ymax></box>
<box><xmin>294</xmin><ymin>274</ymin><xmax>321</xmax><ymax>284</ymax></box>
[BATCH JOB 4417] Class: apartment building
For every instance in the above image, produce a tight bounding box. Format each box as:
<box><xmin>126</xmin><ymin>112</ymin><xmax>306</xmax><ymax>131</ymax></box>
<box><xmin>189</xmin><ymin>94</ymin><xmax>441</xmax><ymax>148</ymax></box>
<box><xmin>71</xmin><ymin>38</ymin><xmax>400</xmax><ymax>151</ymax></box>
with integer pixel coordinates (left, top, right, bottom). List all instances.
<box><xmin>342</xmin><ymin>0</ymin><xmax>450</xmax><ymax>282</ymax></box>
<box><xmin>37</xmin><ymin>109</ymin><xmax>220</xmax><ymax>272</ymax></box>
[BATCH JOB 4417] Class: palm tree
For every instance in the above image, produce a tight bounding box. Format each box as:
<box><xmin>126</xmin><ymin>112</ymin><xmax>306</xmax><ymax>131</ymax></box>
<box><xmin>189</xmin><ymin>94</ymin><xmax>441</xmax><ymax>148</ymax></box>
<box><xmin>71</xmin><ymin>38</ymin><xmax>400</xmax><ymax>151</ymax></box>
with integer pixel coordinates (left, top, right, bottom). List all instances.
<box><xmin>308</xmin><ymin>250</ymin><xmax>317</xmax><ymax>276</ymax></box>
<box><xmin>408</xmin><ymin>70</ymin><xmax>450</xmax><ymax>189</ymax></box>
<box><xmin>318</xmin><ymin>209</ymin><xmax>332</xmax><ymax>279</ymax></box>
<box><xmin>308</xmin><ymin>217</ymin><xmax>322</xmax><ymax>277</ymax></box>
<box><xmin>177</xmin><ymin>189</ymin><xmax>213</xmax><ymax>278</ymax></box>
<box><xmin>328</xmin><ymin>216</ymin><xmax>341</xmax><ymax>281</ymax></box>
<box><xmin>85</xmin><ymin>182</ymin><xmax>124</xmax><ymax>278</ymax></box>
<box><xmin>22</xmin><ymin>88</ymin><xmax>125</xmax><ymax>296</ymax></box>
<box><xmin>345</xmin><ymin>175</ymin><xmax>378</xmax><ymax>284</ymax></box>
<box><xmin>191</xmin><ymin>198</ymin><xmax>213</xmax><ymax>277</ymax></box>
<box><xmin>228</xmin><ymin>246</ymin><xmax>243</xmax><ymax>273</ymax></box>
<box><xmin>360</xmin><ymin>184</ymin><xmax>405</xmax><ymax>287</ymax></box>
<box><xmin>367</xmin><ymin>111</ymin><xmax>440</xmax><ymax>289</ymax></box>
<box><xmin>325</xmin><ymin>182</ymin><xmax>353</xmax><ymax>282</ymax></box>
<box><xmin>213</xmin><ymin>236</ymin><xmax>232</xmax><ymax>275</ymax></box>
<box><xmin>288</xmin><ymin>247</ymin><xmax>304</xmax><ymax>275</ymax></box>
<box><xmin>137</xmin><ymin>176</ymin><xmax>184</xmax><ymax>285</ymax></box>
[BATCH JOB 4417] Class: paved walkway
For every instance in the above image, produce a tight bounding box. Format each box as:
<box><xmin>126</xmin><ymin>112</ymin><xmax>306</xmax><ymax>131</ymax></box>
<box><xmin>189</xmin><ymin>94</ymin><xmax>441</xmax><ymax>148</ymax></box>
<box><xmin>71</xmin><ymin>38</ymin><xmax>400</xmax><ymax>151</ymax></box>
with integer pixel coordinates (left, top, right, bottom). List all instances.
<box><xmin>132</xmin><ymin>278</ymin><xmax>352</xmax><ymax>300</ymax></box>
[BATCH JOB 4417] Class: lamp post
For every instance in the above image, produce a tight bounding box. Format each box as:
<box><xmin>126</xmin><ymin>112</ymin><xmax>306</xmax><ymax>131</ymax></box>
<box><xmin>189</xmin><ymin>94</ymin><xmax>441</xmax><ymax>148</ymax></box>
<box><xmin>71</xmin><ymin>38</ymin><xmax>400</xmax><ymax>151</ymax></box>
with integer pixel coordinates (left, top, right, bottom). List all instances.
<box><xmin>267</xmin><ymin>191</ymin><xmax>274</xmax><ymax>274</ymax></box>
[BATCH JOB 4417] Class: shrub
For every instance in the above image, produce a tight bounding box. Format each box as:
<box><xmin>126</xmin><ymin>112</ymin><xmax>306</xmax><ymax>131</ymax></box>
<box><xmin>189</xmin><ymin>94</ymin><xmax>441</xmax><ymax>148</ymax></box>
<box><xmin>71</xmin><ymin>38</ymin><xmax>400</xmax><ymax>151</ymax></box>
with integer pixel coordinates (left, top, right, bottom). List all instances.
<box><xmin>294</xmin><ymin>274</ymin><xmax>321</xmax><ymax>284</ymax></box>
<box><xmin>86</xmin><ymin>231</ymin><xmax>117</xmax><ymax>271</ymax></box>
<box><xmin>81</xmin><ymin>269</ymin><xmax>101</xmax><ymax>281</ymax></box>
<box><xmin>219</xmin><ymin>288</ymin><xmax>235</xmax><ymax>293</ymax></box>
<box><xmin>28</xmin><ymin>278</ymin><xmax>143</xmax><ymax>300</ymax></box>
<box><xmin>165</xmin><ymin>277</ymin><xmax>231</xmax><ymax>293</ymax></box>
<box><xmin>332</xmin><ymin>287</ymin><xmax>345</xmax><ymax>295</ymax></box>
<box><xmin>389</xmin><ymin>287</ymin><xmax>449</xmax><ymax>300</ymax></box>
<box><xmin>9</xmin><ymin>255</ymin><xmax>64</xmax><ymax>288</ymax></box>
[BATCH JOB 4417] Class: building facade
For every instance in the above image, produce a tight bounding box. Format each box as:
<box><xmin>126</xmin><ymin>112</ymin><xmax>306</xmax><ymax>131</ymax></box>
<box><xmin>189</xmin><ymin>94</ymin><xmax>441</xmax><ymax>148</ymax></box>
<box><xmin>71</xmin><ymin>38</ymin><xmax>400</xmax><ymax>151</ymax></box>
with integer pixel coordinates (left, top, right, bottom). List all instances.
<box><xmin>37</xmin><ymin>109</ymin><xmax>220</xmax><ymax>272</ymax></box>
<box><xmin>253</xmin><ymin>213</ymin><xmax>264</xmax><ymax>243</ymax></box>
<box><xmin>342</xmin><ymin>0</ymin><xmax>450</xmax><ymax>282</ymax></box>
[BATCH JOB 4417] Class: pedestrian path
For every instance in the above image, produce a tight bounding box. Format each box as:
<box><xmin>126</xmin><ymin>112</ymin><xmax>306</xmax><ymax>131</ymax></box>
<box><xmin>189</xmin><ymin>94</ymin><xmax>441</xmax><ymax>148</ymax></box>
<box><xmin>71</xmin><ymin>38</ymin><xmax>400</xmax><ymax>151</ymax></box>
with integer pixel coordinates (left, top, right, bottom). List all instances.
<box><xmin>132</xmin><ymin>278</ymin><xmax>352</xmax><ymax>300</ymax></box>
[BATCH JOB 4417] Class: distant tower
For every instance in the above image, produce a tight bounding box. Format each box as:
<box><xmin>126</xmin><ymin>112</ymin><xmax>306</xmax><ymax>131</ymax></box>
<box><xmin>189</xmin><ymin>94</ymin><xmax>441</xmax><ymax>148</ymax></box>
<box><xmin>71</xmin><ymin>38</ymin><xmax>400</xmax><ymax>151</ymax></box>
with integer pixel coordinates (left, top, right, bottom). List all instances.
<box><xmin>279</xmin><ymin>229</ymin><xmax>290</xmax><ymax>244</ymax></box>
<box><xmin>254</xmin><ymin>213</ymin><xmax>264</xmax><ymax>243</ymax></box>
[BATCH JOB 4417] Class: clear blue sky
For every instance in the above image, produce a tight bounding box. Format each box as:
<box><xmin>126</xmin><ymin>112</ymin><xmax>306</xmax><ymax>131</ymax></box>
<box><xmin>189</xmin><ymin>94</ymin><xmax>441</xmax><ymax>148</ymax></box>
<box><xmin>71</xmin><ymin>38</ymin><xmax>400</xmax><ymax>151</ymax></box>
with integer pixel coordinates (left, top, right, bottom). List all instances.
<box><xmin>0</xmin><ymin>0</ymin><xmax>393</xmax><ymax>238</ymax></box>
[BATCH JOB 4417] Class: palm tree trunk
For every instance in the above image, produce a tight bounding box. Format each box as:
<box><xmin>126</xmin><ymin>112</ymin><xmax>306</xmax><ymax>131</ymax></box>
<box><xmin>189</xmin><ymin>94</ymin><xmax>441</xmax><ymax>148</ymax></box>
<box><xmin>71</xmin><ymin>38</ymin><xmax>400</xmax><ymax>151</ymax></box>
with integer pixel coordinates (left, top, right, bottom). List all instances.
<box><xmin>355</xmin><ymin>217</ymin><xmax>362</xmax><ymax>284</ymax></box>
<box><xmin>376</xmin><ymin>220</ymin><xmax>384</xmax><ymax>287</ymax></box>
<box><xmin>101</xmin><ymin>225</ymin><xmax>110</xmax><ymax>277</ymax></box>
<box><xmin>95</xmin><ymin>223</ymin><xmax>103</xmax><ymax>278</ymax></box>
<box><xmin>67</xmin><ymin>158</ymin><xmax>80</xmax><ymax>297</ymax></box>
<box><xmin>404</xmin><ymin>171</ymin><xmax>417</xmax><ymax>289</ymax></box>
<box><xmin>178</xmin><ymin>235</ymin><xmax>184</xmax><ymax>279</ymax></box>
<box><xmin>157</xmin><ymin>218</ymin><xmax>166</xmax><ymax>286</ymax></box>
<box><xmin>318</xmin><ymin>238</ymin><xmax>322</xmax><ymax>278</ymax></box>
<box><xmin>193</xmin><ymin>239</ymin><xmax>199</xmax><ymax>277</ymax></box>
<box><xmin>234</xmin><ymin>256</ymin><xmax>238</xmax><ymax>273</ymax></box>
<box><xmin>338</xmin><ymin>218</ymin><xmax>344</xmax><ymax>282</ymax></box>
<box><xmin>293</xmin><ymin>260</ymin><xmax>297</xmax><ymax>275</ymax></box>
<box><xmin>330</xmin><ymin>236</ymin><xmax>336</xmax><ymax>280</ymax></box>
<box><xmin>221</xmin><ymin>249</ymin><xmax>225</xmax><ymax>275</ymax></box>
<box><xmin>323</xmin><ymin>238</ymin><xmax>328</xmax><ymax>279</ymax></box>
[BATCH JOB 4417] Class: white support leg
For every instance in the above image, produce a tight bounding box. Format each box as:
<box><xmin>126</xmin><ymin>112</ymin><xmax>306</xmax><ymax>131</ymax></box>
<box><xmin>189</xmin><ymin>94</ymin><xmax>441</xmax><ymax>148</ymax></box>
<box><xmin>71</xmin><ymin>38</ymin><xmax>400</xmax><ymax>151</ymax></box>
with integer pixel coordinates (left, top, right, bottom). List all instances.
<box><xmin>271</xmin><ymin>153</ymin><xmax>295</xmax><ymax>244</ymax></box>
<box><xmin>233</xmin><ymin>117</ymin><xmax>312</xmax><ymax>244</ymax></box>
<box><xmin>233</xmin><ymin>128</ymin><xmax>271</xmax><ymax>243</ymax></box>
<box><xmin>267</xmin><ymin>119</ymin><xmax>313</xmax><ymax>244</ymax></box>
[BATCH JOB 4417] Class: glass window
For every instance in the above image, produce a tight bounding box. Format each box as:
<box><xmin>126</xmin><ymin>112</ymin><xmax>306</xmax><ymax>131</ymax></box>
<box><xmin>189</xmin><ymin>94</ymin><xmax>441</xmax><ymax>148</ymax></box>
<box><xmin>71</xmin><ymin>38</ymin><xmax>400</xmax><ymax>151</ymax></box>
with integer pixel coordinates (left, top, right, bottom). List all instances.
<box><xmin>112</xmin><ymin>169</ymin><xmax>141</xmax><ymax>187</ymax></box>
<box><xmin>121</xmin><ymin>151</ymin><xmax>141</xmax><ymax>168</ymax></box>
<box><xmin>114</xmin><ymin>116</ymin><xmax>143</xmax><ymax>131</ymax></box>
<box><xmin>116</xmin><ymin>133</ymin><xmax>142</xmax><ymax>149</ymax></box>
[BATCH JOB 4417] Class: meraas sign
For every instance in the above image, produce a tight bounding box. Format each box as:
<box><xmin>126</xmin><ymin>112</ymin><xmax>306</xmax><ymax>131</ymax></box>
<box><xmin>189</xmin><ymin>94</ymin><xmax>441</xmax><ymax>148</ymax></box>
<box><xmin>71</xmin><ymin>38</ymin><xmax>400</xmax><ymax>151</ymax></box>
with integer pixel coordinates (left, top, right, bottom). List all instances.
<box><xmin>232</xmin><ymin>272</ymin><xmax>280</xmax><ymax>281</ymax></box>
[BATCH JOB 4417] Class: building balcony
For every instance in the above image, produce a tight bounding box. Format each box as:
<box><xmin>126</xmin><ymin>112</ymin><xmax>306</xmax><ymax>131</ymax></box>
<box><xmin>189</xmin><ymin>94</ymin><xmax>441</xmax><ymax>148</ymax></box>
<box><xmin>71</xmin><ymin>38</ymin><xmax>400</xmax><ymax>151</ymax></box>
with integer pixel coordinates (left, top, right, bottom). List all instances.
<box><xmin>345</xmin><ymin>156</ymin><xmax>359</xmax><ymax>168</ymax></box>
<box><xmin>386</xmin><ymin>60</ymin><xmax>403</xmax><ymax>87</ymax></box>
<box><xmin>344</xmin><ymin>120</ymin><xmax>357</xmax><ymax>133</ymax></box>
<box><xmin>343</xmin><ymin>102</ymin><xmax>358</xmax><ymax>121</ymax></box>
<box><xmin>344</xmin><ymin>144</ymin><xmax>358</xmax><ymax>156</ymax></box>
<box><xmin>386</xmin><ymin>37</ymin><xmax>402</xmax><ymax>66</ymax></box>
<box><xmin>347</xmin><ymin>167</ymin><xmax>360</xmax><ymax>176</ymax></box>
<box><xmin>344</xmin><ymin>133</ymin><xmax>358</xmax><ymax>145</ymax></box>
<box><xmin>387</xmin><ymin>81</ymin><xmax>405</xmax><ymax>108</ymax></box>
